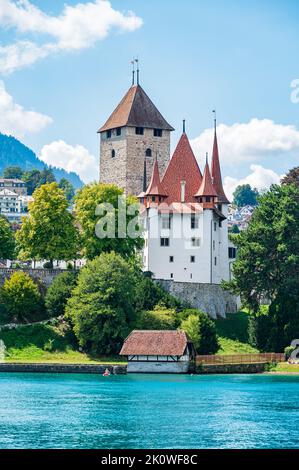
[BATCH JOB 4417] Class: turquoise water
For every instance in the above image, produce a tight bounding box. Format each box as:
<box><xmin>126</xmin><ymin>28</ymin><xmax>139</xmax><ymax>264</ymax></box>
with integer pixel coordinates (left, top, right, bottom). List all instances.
<box><xmin>0</xmin><ymin>373</ymin><xmax>298</xmax><ymax>449</ymax></box>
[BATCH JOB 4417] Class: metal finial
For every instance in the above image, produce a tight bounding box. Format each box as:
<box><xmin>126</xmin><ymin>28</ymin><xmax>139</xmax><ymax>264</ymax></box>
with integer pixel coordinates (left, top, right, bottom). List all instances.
<box><xmin>183</xmin><ymin>119</ymin><xmax>186</xmax><ymax>133</ymax></box>
<box><xmin>131</xmin><ymin>59</ymin><xmax>135</xmax><ymax>86</ymax></box>
<box><xmin>135</xmin><ymin>58</ymin><xmax>139</xmax><ymax>85</ymax></box>
<box><xmin>206</xmin><ymin>152</ymin><xmax>208</xmax><ymax>164</ymax></box>
<box><xmin>212</xmin><ymin>109</ymin><xmax>216</xmax><ymax>131</ymax></box>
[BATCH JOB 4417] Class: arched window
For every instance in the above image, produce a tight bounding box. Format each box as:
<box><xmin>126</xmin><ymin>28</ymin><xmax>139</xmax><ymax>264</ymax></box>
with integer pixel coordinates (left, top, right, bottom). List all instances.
<box><xmin>111</xmin><ymin>149</ymin><xmax>116</xmax><ymax>158</ymax></box>
<box><xmin>145</xmin><ymin>148</ymin><xmax>152</xmax><ymax>157</ymax></box>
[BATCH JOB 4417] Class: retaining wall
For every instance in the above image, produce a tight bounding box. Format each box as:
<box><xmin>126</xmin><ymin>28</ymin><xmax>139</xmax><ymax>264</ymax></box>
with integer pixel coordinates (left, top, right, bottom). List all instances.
<box><xmin>197</xmin><ymin>363</ymin><xmax>267</xmax><ymax>374</ymax></box>
<box><xmin>0</xmin><ymin>269</ymin><xmax>72</xmax><ymax>288</ymax></box>
<box><xmin>0</xmin><ymin>363</ymin><xmax>127</xmax><ymax>374</ymax></box>
<box><xmin>156</xmin><ymin>279</ymin><xmax>240</xmax><ymax>319</ymax></box>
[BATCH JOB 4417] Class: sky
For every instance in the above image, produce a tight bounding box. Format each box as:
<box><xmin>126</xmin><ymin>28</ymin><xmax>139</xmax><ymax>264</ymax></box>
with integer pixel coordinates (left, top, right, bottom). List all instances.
<box><xmin>0</xmin><ymin>0</ymin><xmax>298</xmax><ymax>198</ymax></box>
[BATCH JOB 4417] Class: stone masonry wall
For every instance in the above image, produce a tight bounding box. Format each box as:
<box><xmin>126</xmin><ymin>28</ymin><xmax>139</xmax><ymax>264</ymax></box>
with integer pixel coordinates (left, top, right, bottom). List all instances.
<box><xmin>156</xmin><ymin>279</ymin><xmax>240</xmax><ymax>319</ymax></box>
<box><xmin>0</xmin><ymin>268</ymin><xmax>68</xmax><ymax>288</ymax></box>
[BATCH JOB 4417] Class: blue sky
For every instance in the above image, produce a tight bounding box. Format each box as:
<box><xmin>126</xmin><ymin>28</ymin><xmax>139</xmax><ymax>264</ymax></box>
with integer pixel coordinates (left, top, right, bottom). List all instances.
<box><xmin>0</xmin><ymin>0</ymin><xmax>298</xmax><ymax>197</ymax></box>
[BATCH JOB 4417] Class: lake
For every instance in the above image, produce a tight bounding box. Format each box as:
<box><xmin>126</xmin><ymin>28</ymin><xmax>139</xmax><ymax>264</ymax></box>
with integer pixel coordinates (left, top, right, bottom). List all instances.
<box><xmin>0</xmin><ymin>373</ymin><xmax>298</xmax><ymax>449</ymax></box>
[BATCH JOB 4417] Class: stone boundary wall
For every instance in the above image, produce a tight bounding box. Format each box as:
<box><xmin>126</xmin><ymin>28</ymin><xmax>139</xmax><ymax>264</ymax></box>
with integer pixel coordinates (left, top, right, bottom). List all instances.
<box><xmin>156</xmin><ymin>279</ymin><xmax>240</xmax><ymax>319</ymax></box>
<box><xmin>0</xmin><ymin>363</ymin><xmax>127</xmax><ymax>375</ymax></box>
<box><xmin>0</xmin><ymin>268</ymin><xmax>73</xmax><ymax>288</ymax></box>
<box><xmin>197</xmin><ymin>363</ymin><xmax>266</xmax><ymax>374</ymax></box>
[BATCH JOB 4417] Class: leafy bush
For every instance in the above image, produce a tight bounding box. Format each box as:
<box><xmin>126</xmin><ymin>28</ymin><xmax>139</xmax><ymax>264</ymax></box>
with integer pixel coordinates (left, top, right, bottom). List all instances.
<box><xmin>179</xmin><ymin>309</ymin><xmax>219</xmax><ymax>354</ymax></box>
<box><xmin>134</xmin><ymin>306</ymin><xmax>177</xmax><ymax>330</ymax></box>
<box><xmin>45</xmin><ymin>271</ymin><xmax>78</xmax><ymax>318</ymax></box>
<box><xmin>0</xmin><ymin>271</ymin><xmax>43</xmax><ymax>322</ymax></box>
<box><xmin>66</xmin><ymin>252</ymin><xmax>136</xmax><ymax>355</ymax></box>
<box><xmin>133</xmin><ymin>273</ymin><xmax>183</xmax><ymax>312</ymax></box>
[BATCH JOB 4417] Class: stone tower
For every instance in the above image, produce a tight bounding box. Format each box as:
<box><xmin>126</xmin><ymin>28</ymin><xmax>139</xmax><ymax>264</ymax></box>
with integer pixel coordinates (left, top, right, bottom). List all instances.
<box><xmin>98</xmin><ymin>83</ymin><xmax>174</xmax><ymax>196</ymax></box>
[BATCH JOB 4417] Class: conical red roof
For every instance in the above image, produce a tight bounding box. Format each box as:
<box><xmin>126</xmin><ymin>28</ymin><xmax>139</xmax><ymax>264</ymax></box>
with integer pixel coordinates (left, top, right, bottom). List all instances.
<box><xmin>211</xmin><ymin>125</ymin><xmax>229</xmax><ymax>203</ymax></box>
<box><xmin>162</xmin><ymin>133</ymin><xmax>202</xmax><ymax>204</ymax></box>
<box><xmin>195</xmin><ymin>160</ymin><xmax>217</xmax><ymax>197</ymax></box>
<box><xmin>145</xmin><ymin>158</ymin><xmax>168</xmax><ymax>197</ymax></box>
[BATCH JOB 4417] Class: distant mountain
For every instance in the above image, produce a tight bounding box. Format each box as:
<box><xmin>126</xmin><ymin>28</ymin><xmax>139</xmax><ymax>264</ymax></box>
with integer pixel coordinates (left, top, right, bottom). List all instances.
<box><xmin>0</xmin><ymin>134</ymin><xmax>83</xmax><ymax>189</ymax></box>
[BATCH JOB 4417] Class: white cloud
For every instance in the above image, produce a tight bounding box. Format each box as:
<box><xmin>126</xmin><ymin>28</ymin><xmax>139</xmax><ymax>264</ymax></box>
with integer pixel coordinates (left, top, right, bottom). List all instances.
<box><xmin>0</xmin><ymin>79</ymin><xmax>52</xmax><ymax>137</ymax></box>
<box><xmin>223</xmin><ymin>164</ymin><xmax>282</xmax><ymax>201</ymax></box>
<box><xmin>191</xmin><ymin>118</ymin><xmax>299</xmax><ymax>166</ymax></box>
<box><xmin>0</xmin><ymin>0</ymin><xmax>143</xmax><ymax>74</ymax></box>
<box><xmin>40</xmin><ymin>140</ymin><xmax>97</xmax><ymax>183</ymax></box>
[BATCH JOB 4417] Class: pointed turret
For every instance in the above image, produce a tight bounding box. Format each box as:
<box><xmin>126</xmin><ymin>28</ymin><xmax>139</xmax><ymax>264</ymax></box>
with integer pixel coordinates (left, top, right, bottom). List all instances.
<box><xmin>195</xmin><ymin>154</ymin><xmax>217</xmax><ymax>203</ymax></box>
<box><xmin>162</xmin><ymin>133</ymin><xmax>202</xmax><ymax>204</ymax></box>
<box><xmin>143</xmin><ymin>157</ymin><xmax>168</xmax><ymax>203</ymax></box>
<box><xmin>211</xmin><ymin>119</ymin><xmax>229</xmax><ymax>203</ymax></box>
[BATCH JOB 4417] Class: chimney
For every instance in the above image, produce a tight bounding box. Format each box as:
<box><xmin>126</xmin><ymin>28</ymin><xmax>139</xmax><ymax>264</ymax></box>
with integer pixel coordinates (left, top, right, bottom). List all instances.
<box><xmin>180</xmin><ymin>180</ymin><xmax>186</xmax><ymax>203</ymax></box>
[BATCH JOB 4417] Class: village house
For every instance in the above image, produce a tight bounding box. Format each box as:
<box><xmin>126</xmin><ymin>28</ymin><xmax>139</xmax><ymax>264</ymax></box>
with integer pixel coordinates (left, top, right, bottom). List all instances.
<box><xmin>120</xmin><ymin>330</ymin><xmax>196</xmax><ymax>373</ymax></box>
<box><xmin>0</xmin><ymin>179</ymin><xmax>27</xmax><ymax>196</ymax></box>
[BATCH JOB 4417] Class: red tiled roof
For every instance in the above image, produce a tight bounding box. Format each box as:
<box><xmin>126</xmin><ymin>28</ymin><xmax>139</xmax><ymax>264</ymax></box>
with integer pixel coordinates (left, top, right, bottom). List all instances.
<box><xmin>120</xmin><ymin>330</ymin><xmax>189</xmax><ymax>356</ymax></box>
<box><xmin>145</xmin><ymin>159</ymin><xmax>168</xmax><ymax>197</ymax></box>
<box><xmin>162</xmin><ymin>133</ymin><xmax>202</xmax><ymax>204</ymax></box>
<box><xmin>195</xmin><ymin>160</ymin><xmax>217</xmax><ymax>197</ymax></box>
<box><xmin>98</xmin><ymin>85</ymin><xmax>174</xmax><ymax>133</ymax></box>
<box><xmin>211</xmin><ymin>127</ymin><xmax>229</xmax><ymax>203</ymax></box>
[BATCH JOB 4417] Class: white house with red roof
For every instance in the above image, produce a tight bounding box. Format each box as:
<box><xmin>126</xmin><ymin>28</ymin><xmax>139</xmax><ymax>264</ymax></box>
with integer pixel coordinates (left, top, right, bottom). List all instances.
<box><xmin>138</xmin><ymin>122</ymin><xmax>231</xmax><ymax>284</ymax></box>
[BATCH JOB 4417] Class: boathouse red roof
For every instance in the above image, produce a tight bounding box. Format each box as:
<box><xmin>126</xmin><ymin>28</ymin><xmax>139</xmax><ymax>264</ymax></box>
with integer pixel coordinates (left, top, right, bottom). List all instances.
<box><xmin>120</xmin><ymin>330</ymin><xmax>190</xmax><ymax>356</ymax></box>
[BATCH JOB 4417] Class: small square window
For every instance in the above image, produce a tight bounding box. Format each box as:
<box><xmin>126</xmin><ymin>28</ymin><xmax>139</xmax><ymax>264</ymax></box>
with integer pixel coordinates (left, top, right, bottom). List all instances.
<box><xmin>162</xmin><ymin>216</ymin><xmax>171</xmax><ymax>229</ymax></box>
<box><xmin>116</xmin><ymin>127</ymin><xmax>121</xmax><ymax>136</ymax></box>
<box><xmin>191</xmin><ymin>237</ymin><xmax>200</xmax><ymax>247</ymax></box>
<box><xmin>191</xmin><ymin>214</ymin><xmax>199</xmax><ymax>229</ymax></box>
<box><xmin>135</xmin><ymin>127</ymin><xmax>144</xmax><ymax>135</ymax></box>
<box><xmin>169</xmin><ymin>256</ymin><xmax>174</xmax><ymax>263</ymax></box>
<box><xmin>190</xmin><ymin>255</ymin><xmax>195</xmax><ymax>263</ymax></box>
<box><xmin>160</xmin><ymin>237</ymin><xmax>170</xmax><ymax>247</ymax></box>
<box><xmin>154</xmin><ymin>129</ymin><xmax>162</xmax><ymax>137</ymax></box>
<box><xmin>106</xmin><ymin>130</ymin><xmax>112</xmax><ymax>138</ymax></box>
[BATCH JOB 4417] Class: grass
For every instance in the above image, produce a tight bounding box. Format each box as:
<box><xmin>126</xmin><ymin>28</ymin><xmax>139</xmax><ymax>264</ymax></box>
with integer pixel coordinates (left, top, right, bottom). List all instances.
<box><xmin>267</xmin><ymin>362</ymin><xmax>299</xmax><ymax>373</ymax></box>
<box><xmin>0</xmin><ymin>322</ymin><xmax>127</xmax><ymax>364</ymax></box>
<box><xmin>215</xmin><ymin>310</ymin><xmax>259</xmax><ymax>355</ymax></box>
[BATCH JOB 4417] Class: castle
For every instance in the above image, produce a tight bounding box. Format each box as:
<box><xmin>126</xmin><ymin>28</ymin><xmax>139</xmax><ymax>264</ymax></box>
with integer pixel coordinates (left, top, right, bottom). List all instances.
<box><xmin>98</xmin><ymin>76</ymin><xmax>235</xmax><ymax>287</ymax></box>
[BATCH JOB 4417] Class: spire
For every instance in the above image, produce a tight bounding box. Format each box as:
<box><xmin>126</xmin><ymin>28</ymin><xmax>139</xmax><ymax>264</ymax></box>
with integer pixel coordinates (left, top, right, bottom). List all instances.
<box><xmin>211</xmin><ymin>112</ymin><xmax>229</xmax><ymax>203</ymax></box>
<box><xmin>195</xmin><ymin>155</ymin><xmax>217</xmax><ymax>198</ymax></box>
<box><xmin>183</xmin><ymin>119</ymin><xmax>186</xmax><ymax>133</ymax></box>
<box><xmin>145</xmin><ymin>155</ymin><xmax>168</xmax><ymax>197</ymax></box>
<box><xmin>162</xmin><ymin>133</ymin><xmax>202</xmax><ymax>204</ymax></box>
<box><xmin>135</xmin><ymin>58</ymin><xmax>140</xmax><ymax>85</ymax></box>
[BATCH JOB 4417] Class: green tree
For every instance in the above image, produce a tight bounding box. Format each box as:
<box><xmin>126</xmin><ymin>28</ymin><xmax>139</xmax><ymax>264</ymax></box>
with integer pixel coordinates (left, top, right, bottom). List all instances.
<box><xmin>0</xmin><ymin>216</ymin><xmax>15</xmax><ymax>259</ymax></box>
<box><xmin>233</xmin><ymin>184</ymin><xmax>259</xmax><ymax>207</ymax></box>
<box><xmin>74</xmin><ymin>183</ymin><xmax>143</xmax><ymax>260</ymax></box>
<box><xmin>225</xmin><ymin>184</ymin><xmax>299</xmax><ymax>351</ymax></box>
<box><xmin>16</xmin><ymin>182</ymin><xmax>80</xmax><ymax>266</ymax></box>
<box><xmin>23</xmin><ymin>169</ymin><xmax>42</xmax><ymax>195</ymax></box>
<box><xmin>180</xmin><ymin>309</ymin><xmax>219</xmax><ymax>354</ymax></box>
<box><xmin>66</xmin><ymin>252</ymin><xmax>136</xmax><ymax>354</ymax></box>
<box><xmin>229</xmin><ymin>224</ymin><xmax>240</xmax><ymax>234</ymax></box>
<box><xmin>45</xmin><ymin>271</ymin><xmax>78</xmax><ymax>318</ymax></box>
<box><xmin>0</xmin><ymin>272</ymin><xmax>42</xmax><ymax>322</ymax></box>
<box><xmin>59</xmin><ymin>178</ymin><xmax>75</xmax><ymax>202</ymax></box>
<box><xmin>281</xmin><ymin>166</ymin><xmax>299</xmax><ymax>188</ymax></box>
<box><xmin>3</xmin><ymin>166</ymin><xmax>23</xmax><ymax>179</ymax></box>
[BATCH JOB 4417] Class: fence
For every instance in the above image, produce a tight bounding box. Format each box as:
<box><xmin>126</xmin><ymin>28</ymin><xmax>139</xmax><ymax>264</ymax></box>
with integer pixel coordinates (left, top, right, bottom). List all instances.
<box><xmin>196</xmin><ymin>353</ymin><xmax>285</xmax><ymax>365</ymax></box>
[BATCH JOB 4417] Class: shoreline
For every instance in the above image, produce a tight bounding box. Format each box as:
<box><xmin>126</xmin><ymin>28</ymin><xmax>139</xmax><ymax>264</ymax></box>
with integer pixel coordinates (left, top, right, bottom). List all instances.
<box><xmin>0</xmin><ymin>362</ymin><xmax>299</xmax><ymax>375</ymax></box>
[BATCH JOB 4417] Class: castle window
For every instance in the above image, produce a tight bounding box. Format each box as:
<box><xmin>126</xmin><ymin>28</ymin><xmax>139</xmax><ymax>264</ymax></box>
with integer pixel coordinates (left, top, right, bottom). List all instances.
<box><xmin>214</xmin><ymin>257</ymin><xmax>217</xmax><ymax>266</ymax></box>
<box><xmin>206</xmin><ymin>196</ymin><xmax>211</xmax><ymax>202</ymax></box>
<box><xmin>213</xmin><ymin>240</ymin><xmax>216</xmax><ymax>250</ymax></box>
<box><xmin>135</xmin><ymin>127</ymin><xmax>144</xmax><ymax>135</ymax></box>
<box><xmin>154</xmin><ymin>129</ymin><xmax>162</xmax><ymax>137</ymax></box>
<box><xmin>116</xmin><ymin>127</ymin><xmax>121</xmax><ymax>136</ymax></box>
<box><xmin>162</xmin><ymin>216</ymin><xmax>171</xmax><ymax>229</ymax></box>
<box><xmin>111</xmin><ymin>149</ymin><xmax>116</xmax><ymax>158</ymax></box>
<box><xmin>219</xmin><ymin>220</ymin><xmax>222</xmax><ymax>228</ymax></box>
<box><xmin>191</xmin><ymin>237</ymin><xmax>200</xmax><ymax>247</ymax></box>
<box><xmin>190</xmin><ymin>255</ymin><xmax>195</xmax><ymax>263</ymax></box>
<box><xmin>191</xmin><ymin>214</ymin><xmax>199</xmax><ymax>229</ymax></box>
<box><xmin>152</xmin><ymin>196</ymin><xmax>156</xmax><ymax>202</ymax></box>
<box><xmin>145</xmin><ymin>148</ymin><xmax>152</xmax><ymax>157</ymax></box>
<box><xmin>160</xmin><ymin>237</ymin><xmax>170</xmax><ymax>247</ymax></box>
<box><xmin>228</xmin><ymin>247</ymin><xmax>237</xmax><ymax>259</ymax></box>
<box><xmin>169</xmin><ymin>256</ymin><xmax>174</xmax><ymax>263</ymax></box>
<box><xmin>106</xmin><ymin>130</ymin><xmax>112</xmax><ymax>138</ymax></box>
<box><xmin>214</xmin><ymin>222</ymin><xmax>217</xmax><ymax>231</ymax></box>
<box><xmin>170</xmin><ymin>273</ymin><xmax>173</xmax><ymax>279</ymax></box>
